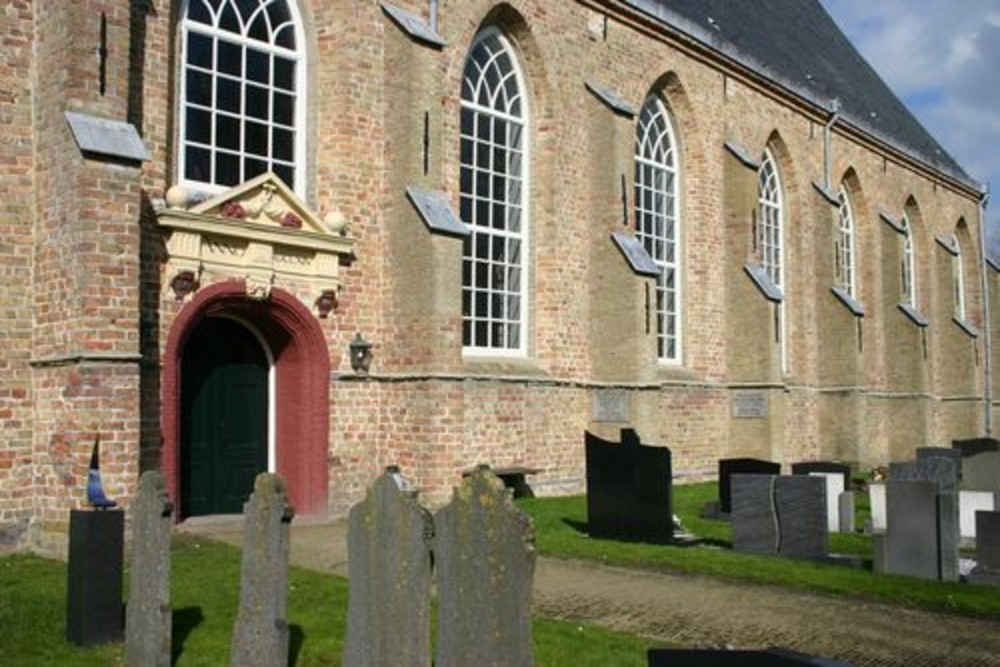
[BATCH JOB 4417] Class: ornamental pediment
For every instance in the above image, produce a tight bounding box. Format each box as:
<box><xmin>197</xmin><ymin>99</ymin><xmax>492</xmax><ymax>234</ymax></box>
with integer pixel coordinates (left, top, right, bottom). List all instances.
<box><xmin>157</xmin><ymin>173</ymin><xmax>354</xmax><ymax>313</ymax></box>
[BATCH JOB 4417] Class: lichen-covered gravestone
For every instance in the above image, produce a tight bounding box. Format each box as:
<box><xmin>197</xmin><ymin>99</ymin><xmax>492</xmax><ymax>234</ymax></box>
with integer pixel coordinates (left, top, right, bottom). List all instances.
<box><xmin>124</xmin><ymin>471</ymin><xmax>173</xmax><ymax>667</ymax></box>
<box><xmin>344</xmin><ymin>467</ymin><xmax>433</xmax><ymax>667</ymax></box>
<box><xmin>230</xmin><ymin>473</ymin><xmax>294</xmax><ymax>667</ymax></box>
<box><xmin>434</xmin><ymin>466</ymin><xmax>535</xmax><ymax>667</ymax></box>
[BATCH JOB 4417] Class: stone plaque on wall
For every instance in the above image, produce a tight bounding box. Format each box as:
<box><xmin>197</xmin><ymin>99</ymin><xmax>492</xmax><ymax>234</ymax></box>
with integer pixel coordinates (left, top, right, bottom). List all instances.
<box><xmin>731</xmin><ymin>391</ymin><xmax>768</xmax><ymax>419</ymax></box>
<box><xmin>593</xmin><ymin>390</ymin><xmax>629</xmax><ymax>423</ymax></box>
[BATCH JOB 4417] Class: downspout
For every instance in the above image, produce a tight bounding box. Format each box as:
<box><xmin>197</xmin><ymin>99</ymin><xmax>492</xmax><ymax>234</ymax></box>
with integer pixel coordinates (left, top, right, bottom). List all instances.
<box><xmin>823</xmin><ymin>100</ymin><xmax>841</xmax><ymax>189</ymax></box>
<box><xmin>979</xmin><ymin>186</ymin><xmax>993</xmax><ymax>435</ymax></box>
<box><xmin>429</xmin><ymin>0</ymin><xmax>438</xmax><ymax>33</ymax></box>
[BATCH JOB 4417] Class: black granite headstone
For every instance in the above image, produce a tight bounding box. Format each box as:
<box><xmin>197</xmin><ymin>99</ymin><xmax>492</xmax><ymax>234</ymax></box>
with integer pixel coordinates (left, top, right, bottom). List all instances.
<box><xmin>585</xmin><ymin>429</ymin><xmax>673</xmax><ymax>543</ymax></box>
<box><xmin>66</xmin><ymin>509</ymin><xmax>124</xmax><ymax>645</ymax></box>
<box><xmin>719</xmin><ymin>458</ymin><xmax>780</xmax><ymax>514</ymax></box>
<box><xmin>790</xmin><ymin>461</ymin><xmax>851</xmax><ymax>491</ymax></box>
<box><xmin>731</xmin><ymin>474</ymin><xmax>778</xmax><ymax>554</ymax></box>
<box><xmin>952</xmin><ymin>438</ymin><xmax>1000</xmax><ymax>458</ymax></box>
<box><xmin>885</xmin><ymin>480</ymin><xmax>939</xmax><ymax>580</ymax></box>
<box><xmin>731</xmin><ymin>475</ymin><xmax>827</xmax><ymax>559</ymax></box>
<box><xmin>647</xmin><ymin>647</ymin><xmax>852</xmax><ymax>666</ymax></box>
<box><xmin>916</xmin><ymin>448</ymin><xmax>963</xmax><ymax>480</ymax></box>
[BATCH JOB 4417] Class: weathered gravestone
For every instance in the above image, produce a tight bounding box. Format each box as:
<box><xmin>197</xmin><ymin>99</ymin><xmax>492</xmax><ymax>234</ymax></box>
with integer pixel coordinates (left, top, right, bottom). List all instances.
<box><xmin>585</xmin><ymin>429</ymin><xmax>672</xmax><ymax>543</ymax></box>
<box><xmin>839</xmin><ymin>491</ymin><xmax>856</xmax><ymax>534</ymax></box>
<box><xmin>916</xmin><ymin>447</ymin><xmax>963</xmax><ymax>480</ymax></box>
<box><xmin>230</xmin><ymin>473</ymin><xmax>294</xmax><ymax>667</ymax></box>
<box><xmin>344</xmin><ymin>467</ymin><xmax>433</xmax><ymax>667</ymax></box>
<box><xmin>718</xmin><ymin>458</ymin><xmax>781</xmax><ymax>514</ymax></box>
<box><xmin>888</xmin><ymin>457</ymin><xmax>959</xmax><ymax>580</ymax></box>
<box><xmin>731</xmin><ymin>474</ymin><xmax>827</xmax><ymax>559</ymax></box>
<box><xmin>124</xmin><ymin>471</ymin><xmax>173</xmax><ymax>667</ymax></box>
<box><xmin>434</xmin><ymin>466</ymin><xmax>535</xmax><ymax>667</ymax></box>
<box><xmin>647</xmin><ymin>647</ymin><xmax>853</xmax><ymax>666</ymax></box>
<box><xmin>882</xmin><ymin>480</ymin><xmax>959</xmax><ymax>581</ymax></box>
<box><xmin>969</xmin><ymin>511</ymin><xmax>1000</xmax><ymax>586</ymax></box>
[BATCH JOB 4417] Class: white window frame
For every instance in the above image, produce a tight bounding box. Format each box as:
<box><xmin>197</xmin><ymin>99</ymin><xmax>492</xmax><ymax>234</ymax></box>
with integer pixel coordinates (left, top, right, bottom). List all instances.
<box><xmin>835</xmin><ymin>187</ymin><xmax>857</xmax><ymax>298</ymax></box>
<box><xmin>459</xmin><ymin>27</ymin><xmax>530</xmax><ymax>357</ymax></box>
<box><xmin>900</xmin><ymin>213</ymin><xmax>917</xmax><ymax>308</ymax></box>
<box><xmin>634</xmin><ymin>96</ymin><xmax>682</xmax><ymax>364</ymax></box>
<box><xmin>758</xmin><ymin>147</ymin><xmax>787</xmax><ymax>373</ymax></box>
<box><xmin>953</xmin><ymin>235</ymin><xmax>966</xmax><ymax>320</ymax></box>
<box><xmin>178</xmin><ymin>0</ymin><xmax>306</xmax><ymax>196</ymax></box>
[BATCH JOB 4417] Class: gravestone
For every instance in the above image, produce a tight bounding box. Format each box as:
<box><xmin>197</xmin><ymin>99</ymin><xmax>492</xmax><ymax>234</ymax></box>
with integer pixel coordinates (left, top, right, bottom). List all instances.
<box><xmin>791</xmin><ymin>461</ymin><xmax>851</xmax><ymax>491</ymax></box>
<box><xmin>434</xmin><ymin>467</ymin><xmax>535</xmax><ymax>666</ymax></box>
<box><xmin>719</xmin><ymin>458</ymin><xmax>781</xmax><ymax>514</ymax></box>
<box><xmin>890</xmin><ymin>457</ymin><xmax>958</xmax><ymax>494</ymax></box>
<box><xmin>937</xmin><ymin>492</ymin><xmax>960</xmax><ymax>581</ymax></box>
<box><xmin>731</xmin><ymin>474</ymin><xmax>827</xmax><ymax>559</ymax></box>
<box><xmin>952</xmin><ymin>437</ymin><xmax>1000</xmax><ymax>458</ymax></box>
<box><xmin>808</xmin><ymin>472</ymin><xmax>845</xmax><ymax>532</ymax></box>
<box><xmin>868</xmin><ymin>483</ymin><xmax>886</xmax><ymax>532</ymax></box>
<box><xmin>969</xmin><ymin>511</ymin><xmax>1000</xmax><ymax>586</ymax></box>
<box><xmin>344</xmin><ymin>467</ymin><xmax>433</xmax><ymax>667</ymax></box>
<box><xmin>916</xmin><ymin>447</ymin><xmax>963</xmax><ymax>480</ymax></box>
<box><xmin>959</xmin><ymin>491</ymin><xmax>996</xmax><ymax>541</ymax></box>
<box><xmin>647</xmin><ymin>647</ymin><xmax>853</xmax><ymax>666</ymax></box>
<box><xmin>125</xmin><ymin>471</ymin><xmax>173</xmax><ymax>667</ymax></box>
<box><xmin>884</xmin><ymin>480</ymin><xmax>940</xmax><ymax>580</ymax></box>
<box><xmin>585</xmin><ymin>429</ymin><xmax>672</xmax><ymax>542</ymax></box>
<box><xmin>838</xmin><ymin>491</ymin><xmax>856</xmax><ymax>534</ymax></box>
<box><xmin>66</xmin><ymin>509</ymin><xmax>124</xmax><ymax>645</ymax></box>
<box><xmin>962</xmin><ymin>451</ymin><xmax>1000</xmax><ymax>492</ymax></box>
<box><xmin>230</xmin><ymin>474</ymin><xmax>294</xmax><ymax>667</ymax></box>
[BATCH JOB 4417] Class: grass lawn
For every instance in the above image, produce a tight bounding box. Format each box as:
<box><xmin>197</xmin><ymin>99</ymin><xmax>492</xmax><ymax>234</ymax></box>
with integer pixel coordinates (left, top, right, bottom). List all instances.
<box><xmin>517</xmin><ymin>482</ymin><xmax>1000</xmax><ymax>619</ymax></box>
<box><xmin>0</xmin><ymin>535</ymin><xmax>655</xmax><ymax>666</ymax></box>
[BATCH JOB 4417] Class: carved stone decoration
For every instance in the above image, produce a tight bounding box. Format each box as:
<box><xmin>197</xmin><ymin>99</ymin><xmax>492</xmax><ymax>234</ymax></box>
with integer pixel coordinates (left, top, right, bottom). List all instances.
<box><xmin>315</xmin><ymin>290</ymin><xmax>338</xmax><ymax>318</ymax></box>
<box><xmin>169</xmin><ymin>270</ymin><xmax>199</xmax><ymax>300</ymax></box>
<box><xmin>157</xmin><ymin>172</ymin><xmax>354</xmax><ymax>310</ymax></box>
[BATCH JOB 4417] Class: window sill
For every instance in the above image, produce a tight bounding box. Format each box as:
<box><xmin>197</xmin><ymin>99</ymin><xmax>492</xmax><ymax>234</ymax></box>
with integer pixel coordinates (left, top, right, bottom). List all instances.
<box><xmin>831</xmin><ymin>287</ymin><xmax>865</xmax><ymax>317</ymax></box>
<box><xmin>461</xmin><ymin>353</ymin><xmax>549</xmax><ymax>379</ymax></box>
<box><xmin>897</xmin><ymin>303</ymin><xmax>929</xmax><ymax>328</ymax></box>
<box><xmin>744</xmin><ymin>263</ymin><xmax>783</xmax><ymax>302</ymax></box>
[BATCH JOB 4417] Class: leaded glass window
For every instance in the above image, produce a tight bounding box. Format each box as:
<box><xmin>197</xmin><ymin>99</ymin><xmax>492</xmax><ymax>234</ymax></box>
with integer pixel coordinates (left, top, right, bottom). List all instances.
<box><xmin>835</xmin><ymin>188</ymin><xmax>857</xmax><ymax>297</ymax></box>
<box><xmin>181</xmin><ymin>0</ymin><xmax>302</xmax><ymax>191</ymax></box>
<box><xmin>459</xmin><ymin>29</ymin><xmax>527</xmax><ymax>353</ymax></box>
<box><xmin>757</xmin><ymin>149</ymin><xmax>783</xmax><ymax>288</ymax></box>
<box><xmin>635</xmin><ymin>97</ymin><xmax>681</xmax><ymax>362</ymax></box>
<box><xmin>901</xmin><ymin>214</ymin><xmax>917</xmax><ymax>308</ymax></box>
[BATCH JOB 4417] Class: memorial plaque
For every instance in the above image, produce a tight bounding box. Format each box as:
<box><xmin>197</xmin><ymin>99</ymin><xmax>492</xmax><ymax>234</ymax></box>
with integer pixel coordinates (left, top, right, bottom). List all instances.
<box><xmin>731</xmin><ymin>391</ymin><xmax>768</xmax><ymax>419</ymax></box>
<box><xmin>719</xmin><ymin>458</ymin><xmax>780</xmax><ymax>513</ymax></box>
<box><xmin>585</xmin><ymin>429</ymin><xmax>673</xmax><ymax>543</ymax></box>
<box><xmin>593</xmin><ymin>390</ymin><xmax>629</xmax><ymax>423</ymax></box>
<box><xmin>611</xmin><ymin>231</ymin><xmax>661</xmax><ymax>277</ymax></box>
<box><xmin>406</xmin><ymin>186</ymin><xmax>469</xmax><ymax>237</ymax></box>
<box><xmin>65</xmin><ymin>112</ymin><xmax>148</xmax><ymax>162</ymax></box>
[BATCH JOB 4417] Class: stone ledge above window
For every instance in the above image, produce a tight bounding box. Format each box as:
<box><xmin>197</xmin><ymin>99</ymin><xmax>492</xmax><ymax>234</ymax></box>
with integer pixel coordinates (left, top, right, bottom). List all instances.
<box><xmin>988</xmin><ymin>256</ymin><xmax>1000</xmax><ymax>273</ymax></box>
<box><xmin>380</xmin><ymin>2</ymin><xmax>446</xmax><ymax>47</ymax></box>
<box><xmin>898</xmin><ymin>303</ymin><xmax>929</xmax><ymax>328</ymax></box>
<box><xmin>936</xmin><ymin>234</ymin><xmax>960</xmax><ymax>256</ymax></box>
<box><xmin>407</xmin><ymin>186</ymin><xmax>470</xmax><ymax>237</ymax></box>
<box><xmin>879</xmin><ymin>210</ymin><xmax>905</xmax><ymax>234</ymax></box>
<box><xmin>811</xmin><ymin>181</ymin><xmax>839</xmax><ymax>207</ymax></box>
<box><xmin>584</xmin><ymin>80</ymin><xmax>638</xmax><ymax>118</ymax></box>
<box><xmin>744</xmin><ymin>263</ymin><xmax>783</xmax><ymax>302</ymax></box>
<box><xmin>611</xmin><ymin>231</ymin><xmax>661</xmax><ymax>277</ymax></box>
<box><xmin>157</xmin><ymin>172</ymin><xmax>354</xmax><ymax>312</ymax></box>
<box><xmin>953</xmin><ymin>316</ymin><xmax>979</xmax><ymax>338</ymax></box>
<box><xmin>724</xmin><ymin>141</ymin><xmax>760</xmax><ymax>170</ymax></box>
<box><xmin>831</xmin><ymin>287</ymin><xmax>865</xmax><ymax>317</ymax></box>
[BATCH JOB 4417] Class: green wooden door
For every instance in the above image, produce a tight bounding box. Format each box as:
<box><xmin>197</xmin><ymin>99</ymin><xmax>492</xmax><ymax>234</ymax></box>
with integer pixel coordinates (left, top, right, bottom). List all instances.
<box><xmin>181</xmin><ymin>317</ymin><xmax>269</xmax><ymax>517</ymax></box>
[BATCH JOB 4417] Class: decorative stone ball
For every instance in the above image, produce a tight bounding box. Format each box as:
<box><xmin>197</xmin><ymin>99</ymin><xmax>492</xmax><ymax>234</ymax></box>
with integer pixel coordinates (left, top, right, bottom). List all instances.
<box><xmin>325</xmin><ymin>210</ymin><xmax>349</xmax><ymax>236</ymax></box>
<box><xmin>165</xmin><ymin>184</ymin><xmax>189</xmax><ymax>210</ymax></box>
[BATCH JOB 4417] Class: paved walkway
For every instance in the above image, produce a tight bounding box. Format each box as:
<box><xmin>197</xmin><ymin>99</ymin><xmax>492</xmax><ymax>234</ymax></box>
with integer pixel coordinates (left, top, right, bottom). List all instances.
<box><xmin>180</xmin><ymin>518</ymin><xmax>1000</xmax><ymax>667</ymax></box>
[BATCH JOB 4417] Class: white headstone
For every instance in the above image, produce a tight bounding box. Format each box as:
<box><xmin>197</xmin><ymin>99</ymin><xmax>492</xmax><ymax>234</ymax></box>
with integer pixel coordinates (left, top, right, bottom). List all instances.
<box><xmin>959</xmin><ymin>490</ymin><xmax>997</xmax><ymax>541</ymax></box>
<box><xmin>810</xmin><ymin>472</ymin><xmax>844</xmax><ymax>532</ymax></box>
<box><xmin>869</xmin><ymin>483</ymin><xmax>887</xmax><ymax>532</ymax></box>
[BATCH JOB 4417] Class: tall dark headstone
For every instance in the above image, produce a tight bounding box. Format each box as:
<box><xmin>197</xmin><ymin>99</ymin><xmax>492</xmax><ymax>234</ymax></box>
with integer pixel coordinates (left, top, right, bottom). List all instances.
<box><xmin>125</xmin><ymin>471</ymin><xmax>173</xmax><ymax>667</ymax></box>
<box><xmin>969</xmin><ymin>510</ymin><xmax>1000</xmax><ymax>586</ymax></box>
<box><xmin>344</xmin><ymin>468</ymin><xmax>433</xmax><ymax>667</ymax></box>
<box><xmin>66</xmin><ymin>509</ymin><xmax>124</xmax><ymax>645</ymax></box>
<box><xmin>731</xmin><ymin>474</ymin><xmax>778</xmax><ymax>554</ymax></box>
<box><xmin>719</xmin><ymin>458</ymin><xmax>780</xmax><ymax>513</ymax></box>
<box><xmin>790</xmin><ymin>461</ymin><xmax>851</xmax><ymax>491</ymax></box>
<box><xmin>731</xmin><ymin>475</ymin><xmax>827</xmax><ymax>559</ymax></box>
<box><xmin>585</xmin><ymin>429</ymin><xmax>673</xmax><ymax>543</ymax></box>
<box><xmin>231</xmin><ymin>474</ymin><xmax>294</xmax><ymax>667</ymax></box>
<box><xmin>890</xmin><ymin>457</ymin><xmax>958</xmax><ymax>494</ymax></box>
<box><xmin>434</xmin><ymin>467</ymin><xmax>535</xmax><ymax>667</ymax></box>
<box><xmin>916</xmin><ymin>448</ymin><xmax>963</xmax><ymax>480</ymax></box>
<box><xmin>885</xmin><ymin>480</ymin><xmax>939</xmax><ymax>580</ymax></box>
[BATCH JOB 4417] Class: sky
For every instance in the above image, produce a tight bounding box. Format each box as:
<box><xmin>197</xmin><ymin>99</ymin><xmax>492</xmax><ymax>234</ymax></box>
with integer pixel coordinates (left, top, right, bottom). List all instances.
<box><xmin>820</xmin><ymin>0</ymin><xmax>1000</xmax><ymax>254</ymax></box>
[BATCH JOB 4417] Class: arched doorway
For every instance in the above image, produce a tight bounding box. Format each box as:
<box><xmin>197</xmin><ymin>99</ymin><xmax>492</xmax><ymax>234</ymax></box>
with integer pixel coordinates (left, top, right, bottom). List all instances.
<box><xmin>180</xmin><ymin>317</ymin><xmax>271</xmax><ymax>516</ymax></box>
<box><xmin>163</xmin><ymin>281</ymin><xmax>331</xmax><ymax>519</ymax></box>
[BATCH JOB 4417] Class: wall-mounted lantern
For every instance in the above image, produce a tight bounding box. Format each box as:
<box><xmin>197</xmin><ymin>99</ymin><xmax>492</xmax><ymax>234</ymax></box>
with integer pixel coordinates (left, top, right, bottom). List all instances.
<box><xmin>349</xmin><ymin>333</ymin><xmax>373</xmax><ymax>375</ymax></box>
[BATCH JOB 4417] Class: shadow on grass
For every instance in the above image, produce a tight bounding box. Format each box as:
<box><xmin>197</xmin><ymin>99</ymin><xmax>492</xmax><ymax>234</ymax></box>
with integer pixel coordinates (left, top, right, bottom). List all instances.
<box><xmin>561</xmin><ymin>518</ymin><xmax>722</xmax><ymax>548</ymax></box>
<box><xmin>172</xmin><ymin>606</ymin><xmax>204</xmax><ymax>665</ymax></box>
<box><xmin>289</xmin><ymin>624</ymin><xmax>305</xmax><ymax>665</ymax></box>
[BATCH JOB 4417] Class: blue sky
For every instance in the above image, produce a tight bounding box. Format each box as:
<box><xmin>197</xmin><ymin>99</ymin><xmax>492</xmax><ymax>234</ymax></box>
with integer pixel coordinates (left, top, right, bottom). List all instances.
<box><xmin>821</xmin><ymin>0</ymin><xmax>1000</xmax><ymax>251</ymax></box>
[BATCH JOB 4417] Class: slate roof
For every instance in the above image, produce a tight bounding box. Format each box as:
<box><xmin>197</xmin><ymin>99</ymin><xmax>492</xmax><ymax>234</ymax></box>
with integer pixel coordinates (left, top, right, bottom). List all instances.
<box><xmin>622</xmin><ymin>0</ymin><xmax>982</xmax><ymax>192</ymax></box>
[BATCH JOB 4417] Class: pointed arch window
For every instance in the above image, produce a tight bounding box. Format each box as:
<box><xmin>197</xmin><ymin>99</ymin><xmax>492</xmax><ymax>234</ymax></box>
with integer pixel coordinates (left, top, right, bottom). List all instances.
<box><xmin>900</xmin><ymin>214</ymin><xmax>917</xmax><ymax>308</ymax></box>
<box><xmin>757</xmin><ymin>148</ymin><xmax>787</xmax><ymax>371</ymax></box>
<box><xmin>835</xmin><ymin>187</ymin><xmax>857</xmax><ymax>297</ymax></box>
<box><xmin>953</xmin><ymin>235</ymin><xmax>966</xmax><ymax>320</ymax></box>
<box><xmin>459</xmin><ymin>29</ymin><xmax>528</xmax><ymax>354</ymax></box>
<box><xmin>180</xmin><ymin>0</ymin><xmax>304</xmax><ymax>192</ymax></box>
<box><xmin>635</xmin><ymin>97</ymin><xmax>681</xmax><ymax>362</ymax></box>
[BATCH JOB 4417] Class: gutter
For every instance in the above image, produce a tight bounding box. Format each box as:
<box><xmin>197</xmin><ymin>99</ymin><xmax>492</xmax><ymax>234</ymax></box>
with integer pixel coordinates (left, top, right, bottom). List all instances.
<box><xmin>980</xmin><ymin>186</ymin><xmax>993</xmax><ymax>435</ymax></box>
<box><xmin>823</xmin><ymin>102</ymin><xmax>840</xmax><ymax>190</ymax></box>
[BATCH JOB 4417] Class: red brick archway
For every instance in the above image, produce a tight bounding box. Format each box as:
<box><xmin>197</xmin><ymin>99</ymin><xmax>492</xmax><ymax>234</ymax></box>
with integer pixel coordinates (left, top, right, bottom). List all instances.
<box><xmin>162</xmin><ymin>280</ymin><xmax>330</xmax><ymax>517</ymax></box>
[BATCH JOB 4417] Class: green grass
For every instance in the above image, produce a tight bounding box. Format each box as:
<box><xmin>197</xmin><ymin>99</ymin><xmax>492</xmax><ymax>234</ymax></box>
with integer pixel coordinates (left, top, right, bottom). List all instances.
<box><xmin>0</xmin><ymin>536</ymin><xmax>654</xmax><ymax>666</ymax></box>
<box><xmin>517</xmin><ymin>482</ymin><xmax>1000</xmax><ymax>619</ymax></box>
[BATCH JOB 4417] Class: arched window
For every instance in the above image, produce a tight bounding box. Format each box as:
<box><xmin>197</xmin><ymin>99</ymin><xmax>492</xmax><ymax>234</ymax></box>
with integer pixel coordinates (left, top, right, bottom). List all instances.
<box><xmin>180</xmin><ymin>0</ymin><xmax>304</xmax><ymax>191</ymax></box>
<box><xmin>835</xmin><ymin>187</ymin><xmax>857</xmax><ymax>297</ymax></box>
<box><xmin>757</xmin><ymin>148</ymin><xmax>787</xmax><ymax>371</ymax></box>
<box><xmin>953</xmin><ymin>235</ymin><xmax>966</xmax><ymax>320</ymax></box>
<box><xmin>459</xmin><ymin>29</ymin><xmax>527</xmax><ymax>354</ymax></box>
<box><xmin>635</xmin><ymin>96</ymin><xmax>681</xmax><ymax>362</ymax></box>
<box><xmin>900</xmin><ymin>214</ymin><xmax>916</xmax><ymax>308</ymax></box>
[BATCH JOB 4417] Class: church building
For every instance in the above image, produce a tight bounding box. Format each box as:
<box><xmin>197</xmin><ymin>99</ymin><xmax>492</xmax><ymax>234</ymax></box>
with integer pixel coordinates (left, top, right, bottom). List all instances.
<box><xmin>0</xmin><ymin>0</ymin><xmax>993</xmax><ymax>553</ymax></box>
